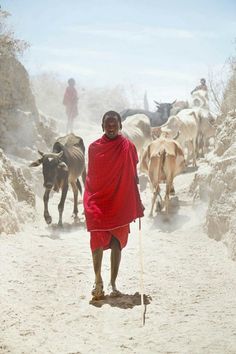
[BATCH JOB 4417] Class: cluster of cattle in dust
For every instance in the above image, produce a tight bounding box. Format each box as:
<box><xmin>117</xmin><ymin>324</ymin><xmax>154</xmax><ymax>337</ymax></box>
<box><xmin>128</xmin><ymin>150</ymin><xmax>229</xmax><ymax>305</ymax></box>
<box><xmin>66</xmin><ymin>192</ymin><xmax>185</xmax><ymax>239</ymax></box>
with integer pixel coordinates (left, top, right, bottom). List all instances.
<box><xmin>121</xmin><ymin>89</ymin><xmax>216</xmax><ymax>216</ymax></box>
<box><xmin>30</xmin><ymin>89</ymin><xmax>216</xmax><ymax>225</ymax></box>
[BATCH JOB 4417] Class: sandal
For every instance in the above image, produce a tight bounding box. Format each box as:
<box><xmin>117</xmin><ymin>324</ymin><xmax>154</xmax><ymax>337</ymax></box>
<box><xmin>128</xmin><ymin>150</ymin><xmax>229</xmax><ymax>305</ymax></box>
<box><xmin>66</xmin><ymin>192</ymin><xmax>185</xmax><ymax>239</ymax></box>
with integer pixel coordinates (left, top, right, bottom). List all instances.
<box><xmin>91</xmin><ymin>282</ymin><xmax>104</xmax><ymax>300</ymax></box>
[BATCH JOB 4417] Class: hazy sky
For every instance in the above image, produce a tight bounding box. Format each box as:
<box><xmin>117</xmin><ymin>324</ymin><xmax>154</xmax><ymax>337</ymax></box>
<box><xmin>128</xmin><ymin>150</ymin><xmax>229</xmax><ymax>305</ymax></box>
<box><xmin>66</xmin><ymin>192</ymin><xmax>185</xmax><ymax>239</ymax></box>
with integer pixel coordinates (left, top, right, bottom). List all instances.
<box><xmin>2</xmin><ymin>0</ymin><xmax>236</xmax><ymax>105</ymax></box>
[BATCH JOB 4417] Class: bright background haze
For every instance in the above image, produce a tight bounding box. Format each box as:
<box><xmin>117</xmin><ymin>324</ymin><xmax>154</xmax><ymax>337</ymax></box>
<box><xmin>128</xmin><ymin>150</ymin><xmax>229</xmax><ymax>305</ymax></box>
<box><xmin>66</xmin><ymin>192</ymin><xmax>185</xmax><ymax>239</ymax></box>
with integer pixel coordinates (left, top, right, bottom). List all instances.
<box><xmin>2</xmin><ymin>0</ymin><xmax>236</xmax><ymax>105</ymax></box>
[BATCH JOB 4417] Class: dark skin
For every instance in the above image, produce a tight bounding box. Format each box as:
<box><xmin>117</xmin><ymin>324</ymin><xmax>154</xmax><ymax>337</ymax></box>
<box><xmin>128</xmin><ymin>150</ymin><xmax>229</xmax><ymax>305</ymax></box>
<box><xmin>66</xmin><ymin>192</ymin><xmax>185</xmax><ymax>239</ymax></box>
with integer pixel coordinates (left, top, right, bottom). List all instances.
<box><xmin>92</xmin><ymin>114</ymin><xmax>123</xmax><ymax>299</ymax></box>
<box><xmin>102</xmin><ymin>115</ymin><xmax>122</xmax><ymax>139</ymax></box>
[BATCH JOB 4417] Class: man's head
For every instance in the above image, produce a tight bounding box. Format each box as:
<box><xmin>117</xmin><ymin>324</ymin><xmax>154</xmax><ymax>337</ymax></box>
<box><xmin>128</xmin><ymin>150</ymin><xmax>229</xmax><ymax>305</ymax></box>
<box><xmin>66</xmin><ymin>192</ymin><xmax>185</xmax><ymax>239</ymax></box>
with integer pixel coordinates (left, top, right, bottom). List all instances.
<box><xmin>102</xmin><ymin>111</ymin><xmax>122</xmax><ymax>139</ymax></box>
<box><xmin>200</xmin><ymin>78</ymin><xmax>206</xmax><ymax>85</ymax></box>
<box><xmin>68</xmin><ymin>78</ymin><xmax>75</xmax><ymax>86</ymax></box>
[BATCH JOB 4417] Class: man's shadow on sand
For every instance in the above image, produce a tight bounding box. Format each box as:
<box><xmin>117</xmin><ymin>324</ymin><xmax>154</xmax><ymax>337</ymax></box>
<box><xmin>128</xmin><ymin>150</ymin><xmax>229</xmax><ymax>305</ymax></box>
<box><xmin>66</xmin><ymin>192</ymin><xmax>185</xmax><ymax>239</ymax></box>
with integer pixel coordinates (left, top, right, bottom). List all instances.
<box><xmin>89</xmin><ymin>292</ymin><xmax>151</xmax><ymax>310</ymax></box>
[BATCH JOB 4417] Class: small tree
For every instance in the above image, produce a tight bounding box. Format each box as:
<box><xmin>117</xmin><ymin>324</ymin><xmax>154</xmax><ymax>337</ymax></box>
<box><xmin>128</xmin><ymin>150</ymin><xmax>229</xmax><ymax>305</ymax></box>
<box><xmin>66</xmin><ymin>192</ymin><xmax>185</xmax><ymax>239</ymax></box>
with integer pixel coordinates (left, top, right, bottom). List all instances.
<box><xmin>221</xmin><ymin>56</ymin><xmax>236</xmax><ymax>114</ymax></box>
<box><xmin>208</xmin><ymin>40</ymin><xmax>236</xmax><ymax>115</ymax></box>
<box><xmin>0</xmin><ymin>8</ymin><xmax>29</xmax><ymax>57</ymax></box>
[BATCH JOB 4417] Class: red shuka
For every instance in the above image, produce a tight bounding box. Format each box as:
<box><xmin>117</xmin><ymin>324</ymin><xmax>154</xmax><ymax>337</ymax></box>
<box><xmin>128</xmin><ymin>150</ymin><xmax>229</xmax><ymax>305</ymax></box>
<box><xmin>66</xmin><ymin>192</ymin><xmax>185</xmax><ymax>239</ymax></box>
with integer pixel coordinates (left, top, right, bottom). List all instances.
<box><xmin>90</xmin><ymin>225</ymin><xmax>130</xmax><ymax>252</ymax></box>
<box><xmin>83</xmin><ymin>134</ymin><xmax>144</xmax><ymax>231</ymax></box>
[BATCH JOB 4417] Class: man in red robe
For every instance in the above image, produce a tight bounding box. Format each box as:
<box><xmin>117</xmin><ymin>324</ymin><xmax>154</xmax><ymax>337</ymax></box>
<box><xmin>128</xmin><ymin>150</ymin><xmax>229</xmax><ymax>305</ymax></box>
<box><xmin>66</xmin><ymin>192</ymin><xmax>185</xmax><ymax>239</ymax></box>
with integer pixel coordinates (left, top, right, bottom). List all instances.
<box><xmin>83</xmin><ymin>110</ymin><xmax>144</xmax><ymax>300</ymax></box>
<box><xmin>63</xmin><ymin>78</ymin><xmax>78</xmax><ymax>133</ymax></box>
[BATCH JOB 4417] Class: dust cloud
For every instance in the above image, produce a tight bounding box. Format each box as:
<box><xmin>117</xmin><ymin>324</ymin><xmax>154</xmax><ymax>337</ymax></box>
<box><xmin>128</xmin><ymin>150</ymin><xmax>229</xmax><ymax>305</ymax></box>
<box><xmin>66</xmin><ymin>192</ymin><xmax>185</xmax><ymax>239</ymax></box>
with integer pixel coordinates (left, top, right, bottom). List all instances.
<box><xmin>1</xmin><ymin>47</ymin><xmax>236</xmax><ymax>354</ymax></box>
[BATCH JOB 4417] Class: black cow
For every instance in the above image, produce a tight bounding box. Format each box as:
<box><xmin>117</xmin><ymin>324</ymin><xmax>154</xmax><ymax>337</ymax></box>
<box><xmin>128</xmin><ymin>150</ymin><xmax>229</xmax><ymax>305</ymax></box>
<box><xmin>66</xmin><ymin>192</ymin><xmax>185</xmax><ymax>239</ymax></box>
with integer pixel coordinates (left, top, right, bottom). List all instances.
<box><xmin>120</xmin><ymin>100</ymin><xmax>176</xmax><ymax>127</ymax></box>
<box><xmin>30</xmin><ymin>133</ymin><xmax>86</xmax><ymax>226</ymax></box>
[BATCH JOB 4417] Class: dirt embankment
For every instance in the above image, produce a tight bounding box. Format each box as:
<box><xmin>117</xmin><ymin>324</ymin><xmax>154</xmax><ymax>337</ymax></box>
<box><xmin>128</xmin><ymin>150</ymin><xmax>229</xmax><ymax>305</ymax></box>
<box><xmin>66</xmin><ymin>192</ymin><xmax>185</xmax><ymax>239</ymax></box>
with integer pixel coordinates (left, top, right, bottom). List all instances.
<box><xmin>0</xmin><ymin>56</ymin><xmax>58</xmax><ymax>234</ymax></box>
<box><xmin>0</xmin><ymin>149</ymin><xmax>35</xmax><ymax>234</ymax></box>
<box><xmin>206</xmin><ymin>110</ymin><xmax>236</xmax><ymax>259</ymax></box>
<box><xmin>192</xmin><ymin>110</ymin><xmax>236</xmax><ymax>260</ymax></box>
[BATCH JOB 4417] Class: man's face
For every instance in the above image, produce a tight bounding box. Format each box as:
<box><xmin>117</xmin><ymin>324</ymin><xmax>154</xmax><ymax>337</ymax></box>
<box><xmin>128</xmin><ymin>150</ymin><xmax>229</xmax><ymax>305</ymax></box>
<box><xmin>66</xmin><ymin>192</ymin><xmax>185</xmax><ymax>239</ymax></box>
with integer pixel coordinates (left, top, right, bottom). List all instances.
<box><xmin>102</xmin><ymin>116</ymin><xmax>121</xmax><ymax>139</ymax></box>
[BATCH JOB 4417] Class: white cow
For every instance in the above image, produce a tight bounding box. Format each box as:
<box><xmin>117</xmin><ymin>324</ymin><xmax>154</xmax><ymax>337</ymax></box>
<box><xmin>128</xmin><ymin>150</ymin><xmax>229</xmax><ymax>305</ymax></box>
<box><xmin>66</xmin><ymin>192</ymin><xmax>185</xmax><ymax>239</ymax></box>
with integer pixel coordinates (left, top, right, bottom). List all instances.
<box><xmin>192</xmin><ymin>107</ymin><xmax>217</xmax><ymax>156</ymax></box>
<box><xmin>161</xmin><ymin>109</ymin><xmax>198</xmax><ymax>167</ymax></box>
<box><xmin>170</xmin><ymin>100</ymin><xmax>189</xmax><ymax>116</ymax></box>
<box><xmin>190</xmin><ymin>89</ymin><xmax>209</xmax><ymax>110</ymax></box>
<box><xmin>121</xmin><ymin>114</ymin><xmax>152</xmax><ymax>158</ymax></box>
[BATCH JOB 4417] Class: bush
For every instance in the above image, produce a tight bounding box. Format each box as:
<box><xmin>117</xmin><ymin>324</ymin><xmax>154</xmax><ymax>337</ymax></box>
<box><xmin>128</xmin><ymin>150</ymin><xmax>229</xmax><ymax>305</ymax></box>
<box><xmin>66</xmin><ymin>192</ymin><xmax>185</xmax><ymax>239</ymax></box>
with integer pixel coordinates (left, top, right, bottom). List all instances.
<box><xmin>221</xmin><ymin>57</ymin><xmax>236</xmax><ymax>114</ymax></box>
<box><xmin>0</xmin><ymin>9</ymin><xmax>29</xmax><ymax>58</ymax></box>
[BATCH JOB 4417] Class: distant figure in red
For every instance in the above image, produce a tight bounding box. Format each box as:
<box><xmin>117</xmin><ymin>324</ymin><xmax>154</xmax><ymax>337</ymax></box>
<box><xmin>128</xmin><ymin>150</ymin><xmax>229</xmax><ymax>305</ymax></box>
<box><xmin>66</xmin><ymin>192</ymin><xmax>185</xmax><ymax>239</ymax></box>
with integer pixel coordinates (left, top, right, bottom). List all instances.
<box><xmin>63</xmin><ymin>78</ymin><xmax>78</xmax><ymax>133</ymax></box>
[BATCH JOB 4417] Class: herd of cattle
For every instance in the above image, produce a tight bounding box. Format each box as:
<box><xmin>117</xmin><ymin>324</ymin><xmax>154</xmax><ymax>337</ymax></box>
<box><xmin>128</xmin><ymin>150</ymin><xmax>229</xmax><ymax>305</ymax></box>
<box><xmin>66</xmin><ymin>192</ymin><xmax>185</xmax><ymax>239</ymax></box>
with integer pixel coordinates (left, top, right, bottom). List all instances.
<box><xmin>30</xmin><ymin>89</ymin><xmax>217</xmax><ymax>224</ymax></box>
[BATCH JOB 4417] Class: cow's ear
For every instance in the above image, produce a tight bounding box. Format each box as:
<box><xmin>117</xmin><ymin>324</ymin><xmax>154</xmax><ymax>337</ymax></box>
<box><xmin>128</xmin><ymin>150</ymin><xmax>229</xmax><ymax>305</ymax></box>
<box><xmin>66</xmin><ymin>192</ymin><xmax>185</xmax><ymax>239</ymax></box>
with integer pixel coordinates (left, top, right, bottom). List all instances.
<box><xmin>29</xmin><ymin>158</ymin><xmax>43</xmax><ymax>167</ymax></box>
<box><xmin>58</xmin><ymin>162</ymin><xmax>68</xmax><ymax>171</ymax></box>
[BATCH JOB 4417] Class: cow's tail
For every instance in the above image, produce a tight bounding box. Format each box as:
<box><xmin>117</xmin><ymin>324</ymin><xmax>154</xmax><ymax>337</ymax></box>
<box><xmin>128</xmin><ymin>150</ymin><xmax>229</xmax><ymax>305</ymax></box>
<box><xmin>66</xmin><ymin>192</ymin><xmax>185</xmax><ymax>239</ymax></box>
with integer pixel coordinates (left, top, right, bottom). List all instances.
<box><xmin>82</xmin><ymin>167</ymin><xmax>86</xmax><ymax>185</ymax></box>
<box><xmin>76</xmin><ymin>179</ymin><xmax>82</xmax><ymax>195</ymax></box>
<box><xmin>158</xmin><ymin>149</ymin><xmax>165</xmax><ymax>180</ymax></box>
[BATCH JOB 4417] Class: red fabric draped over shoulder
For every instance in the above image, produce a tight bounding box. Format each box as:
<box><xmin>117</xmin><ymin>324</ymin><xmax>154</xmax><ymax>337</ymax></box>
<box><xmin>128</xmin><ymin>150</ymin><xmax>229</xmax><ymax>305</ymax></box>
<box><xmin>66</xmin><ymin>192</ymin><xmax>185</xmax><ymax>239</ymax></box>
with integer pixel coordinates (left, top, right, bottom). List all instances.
<box><xmin>83</xmin><ymin>134</ymin><xmax>143</xmax><ymax>231</ymax></box>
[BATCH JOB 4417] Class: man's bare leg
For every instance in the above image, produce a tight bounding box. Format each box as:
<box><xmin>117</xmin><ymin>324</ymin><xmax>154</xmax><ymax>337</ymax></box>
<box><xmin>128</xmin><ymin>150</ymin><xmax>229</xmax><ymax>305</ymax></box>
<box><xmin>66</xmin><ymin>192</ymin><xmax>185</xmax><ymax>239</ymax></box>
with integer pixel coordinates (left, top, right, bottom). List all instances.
<box><xmin>109</xmin><ymin>236</ymin><xmax>121</xmax><ymax>296</ymax></box>
<box><xmin>92</xmin><ymin>248</ymin><xmax>104</xmax><ymax>299</ymax></box>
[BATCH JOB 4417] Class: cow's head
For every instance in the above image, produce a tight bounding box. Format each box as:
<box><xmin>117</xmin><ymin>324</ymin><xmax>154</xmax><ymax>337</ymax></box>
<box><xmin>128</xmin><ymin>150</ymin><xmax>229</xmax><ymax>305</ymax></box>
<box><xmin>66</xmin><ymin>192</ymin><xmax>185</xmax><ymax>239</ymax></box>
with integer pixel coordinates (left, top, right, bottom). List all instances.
<box><xmin>161</xmin><ymin>115</ymin><xmax>181</xmax><ymax>135</ymax></box>
<box><xmin>29</xmin><ymin>151</ymin><xmax>68</xmax><ymax>190</ymax></box>
<box><xmin>154</xmin><ymin>100</ymin><xmax>176</xmax><ymax>120</ymax></box>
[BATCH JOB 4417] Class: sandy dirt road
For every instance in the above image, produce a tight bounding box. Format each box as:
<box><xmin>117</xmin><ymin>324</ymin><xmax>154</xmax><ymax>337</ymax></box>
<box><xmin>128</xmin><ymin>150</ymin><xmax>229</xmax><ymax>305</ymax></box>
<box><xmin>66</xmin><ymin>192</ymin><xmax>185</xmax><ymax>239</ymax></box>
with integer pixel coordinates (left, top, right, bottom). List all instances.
<box><xmin>1</xmin><ymin>167</ymin><xmax>236</xmax><ymax>354</ymax></box>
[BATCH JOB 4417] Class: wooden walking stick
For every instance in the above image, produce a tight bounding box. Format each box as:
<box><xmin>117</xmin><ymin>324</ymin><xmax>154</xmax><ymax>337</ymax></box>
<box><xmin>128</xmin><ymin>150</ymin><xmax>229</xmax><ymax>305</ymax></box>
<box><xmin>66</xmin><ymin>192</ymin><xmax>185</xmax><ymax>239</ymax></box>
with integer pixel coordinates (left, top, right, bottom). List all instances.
<box><xmin>138</xmin><ymin>217</ymin><xmax>146</xmax><ymax>326</ymax></box>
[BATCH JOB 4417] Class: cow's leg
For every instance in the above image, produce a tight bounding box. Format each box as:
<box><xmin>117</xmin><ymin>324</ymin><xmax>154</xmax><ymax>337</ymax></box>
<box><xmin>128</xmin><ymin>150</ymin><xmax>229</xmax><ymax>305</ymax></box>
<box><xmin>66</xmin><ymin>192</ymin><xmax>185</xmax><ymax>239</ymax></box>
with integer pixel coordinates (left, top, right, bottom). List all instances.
<box><xmin>165</xmin><ymin>155</ymin><xmax>176</xmax><ymax>214</ymax></box>
<box><xmin>92</xmin><ymin>248</ymin><xmax>104</xmax><ymax>299</ymax></box>
<box><xmin>71</xmin><ymin>182</ymin><xmax>78</xmax><ymax>219</ymax></box>
<box><xmin>43</xmin><ymin>189</ymin><xmax>52</xmax><ymax>224</ymax></box>
<box><xmin>109</xmin><ymin>236</ymin><xmax>121</xmax><ymax>296</ymax></box>
<box><xmin>196</xmin><ymin>132</ymin><xmax>203</xmax><ymax>158</ymax></box>
<box><xmin>186</xmin><ymin>140</ymin><xmax>191</xmax><ymax>165</ymax></box>
<box><xmin>58</xmin><ymin>183</ymin><xmax>68</xmax><ymax>226</ymax></box>
<box><xmin>150</xmin><ymin>185</ymin><xmax>159</xmax><ymax>217</ymax></box>
<box><xmin>199</xmin><ymin>133</ymin><xmax>204</xmax><ymax>157</ymax></box>
<box><xmin>170</xmin><ymin>183</ymin><xmax>175</xmax><ymax>195</ymax></box>
<box><xmin>192</xmin><ymin>139</ymin><xmax>197</xmax><ymax>167</ymax></box>
<box><xmin>165</xmin><ymin>177</ymin><xmax>173</xmax><ymax>215</ymax></box>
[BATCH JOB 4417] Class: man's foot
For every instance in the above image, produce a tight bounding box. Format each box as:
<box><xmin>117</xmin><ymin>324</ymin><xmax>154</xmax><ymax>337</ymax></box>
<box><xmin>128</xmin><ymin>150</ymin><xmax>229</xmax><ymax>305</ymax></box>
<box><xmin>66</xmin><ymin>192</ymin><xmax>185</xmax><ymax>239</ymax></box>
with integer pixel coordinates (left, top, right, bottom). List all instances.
<box><xmin>91</xmin><ymin>282</ymin><xmax>104</xmax><ymax>300</ymax></box>
<box><xmin>107</xmin><ymin>283</ymin><xmax>122</xmax><ymax>297</ymax></box>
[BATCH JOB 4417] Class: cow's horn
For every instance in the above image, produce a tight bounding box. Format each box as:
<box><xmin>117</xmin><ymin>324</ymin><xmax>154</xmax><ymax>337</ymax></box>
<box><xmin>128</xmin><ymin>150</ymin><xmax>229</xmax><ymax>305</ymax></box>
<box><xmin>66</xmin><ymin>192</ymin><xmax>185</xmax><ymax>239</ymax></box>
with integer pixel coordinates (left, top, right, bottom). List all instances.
<box><xmin>38</xmin><ymin>150</ymin><xmax>44</xmax><ymax>156</ymax></box>
<box><xmin>173</xmin><ymin>131</ymin><xmax>180</xmax><ymax>140</ymax></box>
<box><xmin>43</xmin><ymin>151</ymin><xmax>63</xmax><ymax>159</ymax></box>
<box><xmin>161</xmin><ymin>122</ymin><xmax>168</xmax><ymax>128</ymax></box>
<box><xmin>56</xmin><ymin>151</ymin><xmax>63</xmax><ymax>159</ymax></box>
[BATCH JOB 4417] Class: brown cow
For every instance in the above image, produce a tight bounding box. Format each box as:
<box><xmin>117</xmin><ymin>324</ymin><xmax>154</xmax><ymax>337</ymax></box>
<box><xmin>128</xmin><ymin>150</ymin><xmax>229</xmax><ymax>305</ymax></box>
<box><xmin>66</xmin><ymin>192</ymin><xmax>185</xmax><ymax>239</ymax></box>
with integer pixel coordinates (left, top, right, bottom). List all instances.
<box><xmin>30</xmin><ymin>133</ymin><xmax>86</xmax><ymax>226</ymax></box>
<box><xmin>141</xmin><ymin>137</ymin><xmax>185</xmax><ymax>216</ymax></box>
